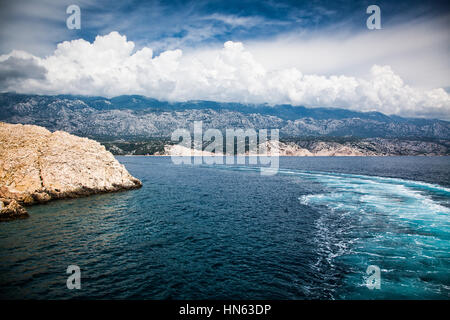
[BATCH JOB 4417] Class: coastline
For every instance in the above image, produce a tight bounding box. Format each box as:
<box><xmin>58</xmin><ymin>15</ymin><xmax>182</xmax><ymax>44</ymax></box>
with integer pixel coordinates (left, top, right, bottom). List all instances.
<box><xmin>119</xmin><ymin>154</ymin><xmax>448</xmax><ymax>157</ymax></box>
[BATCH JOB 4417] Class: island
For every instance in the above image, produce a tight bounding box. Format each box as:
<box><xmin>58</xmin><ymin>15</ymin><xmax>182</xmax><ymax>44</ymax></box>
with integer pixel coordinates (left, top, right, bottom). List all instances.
<box><xmin>0</xmin><ymin>122</ymin><xmax>142</xmax><ymax>221</ymax></box>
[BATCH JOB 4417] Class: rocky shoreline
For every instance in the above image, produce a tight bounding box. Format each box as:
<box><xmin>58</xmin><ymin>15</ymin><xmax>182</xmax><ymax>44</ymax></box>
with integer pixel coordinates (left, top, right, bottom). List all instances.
<box><xmin>104</xmin><ymin>138</ymin><xmax>450</xmax><ymax>157</ymax></box>
<box><xmin>0</xmin><ymin>122</ymin><xmax>142</xmax><ymax>221</ymax></box>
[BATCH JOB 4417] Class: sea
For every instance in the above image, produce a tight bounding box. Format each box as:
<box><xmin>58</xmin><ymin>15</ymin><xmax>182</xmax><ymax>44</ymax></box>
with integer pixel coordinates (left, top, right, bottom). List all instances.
<box><xmin>0</xmin><ymin>156</ymin><xmax>449</xmax><ymax>299</ymax></box>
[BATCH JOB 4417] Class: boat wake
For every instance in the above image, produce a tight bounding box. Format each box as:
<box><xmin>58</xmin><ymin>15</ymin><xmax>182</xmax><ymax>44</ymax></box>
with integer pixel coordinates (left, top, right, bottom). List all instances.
<box><xmin>204</xmin><ymin>164</ymin><xmax>450</xmax><ymax>298</ymax></box>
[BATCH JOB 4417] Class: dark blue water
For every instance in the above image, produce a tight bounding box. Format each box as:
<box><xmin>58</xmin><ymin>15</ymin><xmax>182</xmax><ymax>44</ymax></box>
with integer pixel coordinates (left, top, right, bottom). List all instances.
<box><xmin>0</xmin><ymin>157</ymin><xmax>449</xmax><ymax>299</ymax></box>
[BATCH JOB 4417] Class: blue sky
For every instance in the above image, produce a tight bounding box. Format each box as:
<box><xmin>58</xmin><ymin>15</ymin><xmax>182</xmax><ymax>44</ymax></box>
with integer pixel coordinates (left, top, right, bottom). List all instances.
<box><xmin>1</xmin><ymin>0</ymin><xmax>448</xmax><ymax>55</ymax></box>
<box><xmin>0</xmin><ymin>0</ymin><xmax>449</xmax><ymax>118</ymax></box>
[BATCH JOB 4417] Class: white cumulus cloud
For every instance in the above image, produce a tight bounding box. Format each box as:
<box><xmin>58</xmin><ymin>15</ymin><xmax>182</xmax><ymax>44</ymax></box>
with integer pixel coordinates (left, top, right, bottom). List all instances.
<box><xmin>0</xmin><ymin>31</ymin><xmax>449</xmax><ymax>119</ymax></box>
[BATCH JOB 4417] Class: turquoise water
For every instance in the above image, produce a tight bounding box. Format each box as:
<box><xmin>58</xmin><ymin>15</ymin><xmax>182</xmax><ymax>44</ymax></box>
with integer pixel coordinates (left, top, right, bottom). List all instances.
<box><xmin>0</xmin><ymin>156</ymin><xmax>449</xmax><ymax>299</ymax></box>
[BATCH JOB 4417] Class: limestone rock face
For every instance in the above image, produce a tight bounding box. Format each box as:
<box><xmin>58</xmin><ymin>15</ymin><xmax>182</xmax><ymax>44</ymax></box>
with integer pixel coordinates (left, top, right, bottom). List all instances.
<box><xmin>0</xmin><ymin>122</ymin><xmax>142</xmax><ymax>214</ymax></box>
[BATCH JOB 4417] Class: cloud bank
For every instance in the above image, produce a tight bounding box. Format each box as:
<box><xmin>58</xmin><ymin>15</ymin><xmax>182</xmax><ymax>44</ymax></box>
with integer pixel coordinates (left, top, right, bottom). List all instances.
<box><xmin>0</xmin><ymin>31</ymin><xmax>449</xmax><ymax>119</ymax></box>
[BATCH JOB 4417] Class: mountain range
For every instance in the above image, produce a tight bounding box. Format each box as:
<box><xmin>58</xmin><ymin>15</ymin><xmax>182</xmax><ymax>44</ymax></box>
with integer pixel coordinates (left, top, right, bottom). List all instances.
<box><xmin>0</xmin><ymin>92</ymin><xmax>449</xmax><ymax>141</ymax></box>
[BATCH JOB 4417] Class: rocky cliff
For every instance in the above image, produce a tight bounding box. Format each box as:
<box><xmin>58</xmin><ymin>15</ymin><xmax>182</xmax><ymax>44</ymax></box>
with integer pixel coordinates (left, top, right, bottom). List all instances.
<box><xmin>0</xmin><ymin>122</ymin><xmax>142</xmax><ymax>221</ymax></box>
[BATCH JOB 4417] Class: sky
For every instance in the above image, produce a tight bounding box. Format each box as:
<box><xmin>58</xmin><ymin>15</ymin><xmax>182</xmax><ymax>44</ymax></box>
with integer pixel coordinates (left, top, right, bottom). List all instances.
<box><xmin>0</xmin><ymin>0</ymin><xmax>449</xmax><ymax>119</ymax></box>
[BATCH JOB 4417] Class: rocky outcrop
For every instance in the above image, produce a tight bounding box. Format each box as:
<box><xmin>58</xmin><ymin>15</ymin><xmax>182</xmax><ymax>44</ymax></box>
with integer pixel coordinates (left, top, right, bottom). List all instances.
<box><xmin>0</xmin><ymin>122</ymin><xmax>142</xmax><ymax>220</ymax></box>
<box><xmin>0</xmin><ymin>199</ymin><xmax>29</xmax><ymax>221</ymax></box>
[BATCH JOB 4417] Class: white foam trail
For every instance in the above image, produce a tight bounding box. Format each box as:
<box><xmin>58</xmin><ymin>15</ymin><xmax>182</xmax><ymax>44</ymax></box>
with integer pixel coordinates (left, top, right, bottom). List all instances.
<box><xmin>204</xmin><ymin>163</ymin><xmax>450</xmax><ymax>297</ymax></box>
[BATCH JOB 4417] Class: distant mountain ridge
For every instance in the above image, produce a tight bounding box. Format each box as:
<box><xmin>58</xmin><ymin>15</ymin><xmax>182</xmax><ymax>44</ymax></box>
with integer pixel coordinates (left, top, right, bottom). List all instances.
<box><xmin>0</xmin><ymin>92</ymin><xmax>449</xmax><ymax>139</ymax></box>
